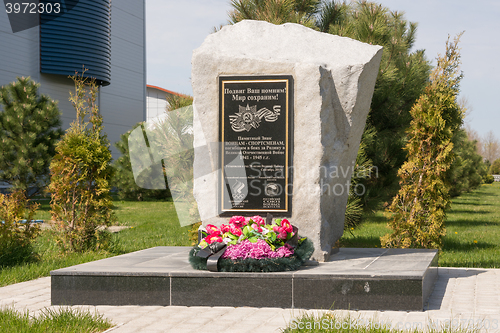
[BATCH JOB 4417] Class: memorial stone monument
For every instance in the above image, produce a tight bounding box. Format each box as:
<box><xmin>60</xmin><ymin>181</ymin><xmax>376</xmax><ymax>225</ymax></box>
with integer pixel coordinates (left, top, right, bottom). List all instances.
<box><xmin>192</xmin><ymin>20</ymin><xmax>382</xmax><ymax>261</ymax></box>
<box><xmin>50</xmin><ymin>22</ymin><xmax>438</xmax><ymax>310</ymax></box>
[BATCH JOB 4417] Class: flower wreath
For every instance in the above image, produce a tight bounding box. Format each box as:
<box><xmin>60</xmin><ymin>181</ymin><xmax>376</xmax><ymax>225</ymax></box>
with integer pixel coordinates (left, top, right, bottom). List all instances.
<box><xmin>189</xmin><ymin>215</ymin><xmax>314</xmax><ymax>272</ymax></box>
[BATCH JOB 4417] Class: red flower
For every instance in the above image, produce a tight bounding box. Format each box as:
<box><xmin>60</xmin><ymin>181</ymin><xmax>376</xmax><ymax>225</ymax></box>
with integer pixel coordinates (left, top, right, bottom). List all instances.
<box><xmin>229</xmin><ymin>224</ymin><xmax>242</xmax><ymax>237</ymax></box>
<box><xmin>273</xmin><ymin>225</ymin><xmax>288</xmax><ymax>239</ymax></box>
<box><xmin>206</xmin><ymin>224</ymin><xmax>221</xmax><ymax>236</ymax></box>
<box><xmin>281</xmin><ymin>219</ymin><xmax>293</xmax><ymax>233</ymax></box>
<box><xmin>206</xmin><ymin>234</ymin><xmax>223</xmax><ymax>244</ymax></box>
<box><xmin>277</xmin><ymin>229</ymin><xmax>288</xmax><ymax>240</ymax></box>
<box><xmin>220</xmin><ymin>224</ymin><xmax>230</xmax><ymax>233</ymax></box>
<box><xmin>229</xmin><ymin>216</ymin><xmax>246</xmax><ymax>228</ymax></box>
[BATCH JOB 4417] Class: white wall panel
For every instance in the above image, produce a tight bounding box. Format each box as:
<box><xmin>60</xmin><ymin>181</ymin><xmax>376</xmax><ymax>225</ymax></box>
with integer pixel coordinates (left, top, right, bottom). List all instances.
<box><xmin>146</xmin><ymin>87</ymin><xmax>172</xmax><ymax>121</ymax></box>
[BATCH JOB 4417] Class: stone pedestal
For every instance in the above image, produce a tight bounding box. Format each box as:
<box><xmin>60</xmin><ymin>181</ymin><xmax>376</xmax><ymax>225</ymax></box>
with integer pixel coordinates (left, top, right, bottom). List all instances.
<box><xmin>192</xmin><ymin>20</ymin><xmax>382</xmax><ymax>261</ymax></box>
<box><xmin>51</xmin><ymin>247</ymin><xmax>438</xmax><ymax>311</ymax></box>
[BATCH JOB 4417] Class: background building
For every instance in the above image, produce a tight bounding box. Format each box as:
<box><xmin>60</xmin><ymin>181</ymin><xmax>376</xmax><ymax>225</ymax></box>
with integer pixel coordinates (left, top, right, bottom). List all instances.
<box><xmin>146</xmin><ymin>84</ymin><xmax>184</xmax><ymax>122</ymax></box>
<box><xmin>0</xmin><ymin>0</ymin><xmax>146</xmax><ymax>159</ymax></box>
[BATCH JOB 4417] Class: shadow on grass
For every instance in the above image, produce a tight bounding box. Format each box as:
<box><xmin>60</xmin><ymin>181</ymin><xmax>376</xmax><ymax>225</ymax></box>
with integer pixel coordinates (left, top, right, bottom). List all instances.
<box><xmin>362</xmin><ymin>214</ymin><xmax>387</xmax><ymax>224</ymax></box>
<box><xmin>338</xmin><ymin>235</ymin><xmax>382</xmax><ymax>248</ymax></box>
<box><xmin>442</xmin><ymin>238</ymin><xmax>495</xmax><ymax>252</ymax></box>
<box><xmin>0</xmin><ymin>244</ymin><xmax>41</xmax><ymax>268</ymax></box>
<box><xmin>448</xmin><ymin>209</ymin><xmax>491</xmax><ymax>215</ymax></box>
<box><xmin>113</xmin><ymin>197</ymin><xmax>173</xmax><ymax>203</ymax></box>
<box><xmin>452</xmin><ymin>200</ymin><xmax>493</xmax><ymax>207</ymax></box>
<box><xmin>466</xmin><ymin>189</ymin><xmax>498</xmax><ymax>196</ymax></box>
<box><xmin>439</xmin><ymin>260</ymin><xmax>499</xmax><ymax>269</ymax></box>
<box><xmin>33</xmin><ymin>199</ymin><xmax>51</xmax><ymax>212</ymax></box>
<box><xmin>110</xmin><ymin>197</ymin><xmax>174</xmax><ymax>211</ymax></box>
<box><xmin>446</xmin><ymin>219</ymin><xmax>500</xmax><ymax>227</ymax></box>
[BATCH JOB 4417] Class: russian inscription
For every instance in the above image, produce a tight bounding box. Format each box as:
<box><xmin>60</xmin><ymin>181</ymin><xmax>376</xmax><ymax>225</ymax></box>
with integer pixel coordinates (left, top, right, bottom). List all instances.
<box><xmin>219</xmin><ymin>75</ymin><xmax>293</xmax><ymax>216</ymax></box>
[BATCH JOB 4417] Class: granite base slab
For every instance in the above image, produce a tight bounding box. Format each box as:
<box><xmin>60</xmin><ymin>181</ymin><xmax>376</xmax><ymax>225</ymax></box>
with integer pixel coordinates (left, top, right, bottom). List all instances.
<box><xmin>51</xmin><ymin>246</ymin><xmax>438</xmax><ymax>311</ymax></box>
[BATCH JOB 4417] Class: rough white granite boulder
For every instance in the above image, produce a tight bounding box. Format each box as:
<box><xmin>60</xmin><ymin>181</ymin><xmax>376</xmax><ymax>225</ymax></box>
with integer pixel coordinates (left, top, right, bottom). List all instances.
<box><xmin>192</xmin><ymin>20</ymin><xmax>382</xmax><ymax>261</ymax></box>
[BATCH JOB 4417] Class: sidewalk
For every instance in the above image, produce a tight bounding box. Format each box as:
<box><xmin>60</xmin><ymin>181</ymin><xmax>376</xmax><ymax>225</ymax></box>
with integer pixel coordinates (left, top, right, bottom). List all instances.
<box><xmin>1</xmin><ymin>268</ymin><xmax>499</xmax><ymax>332</ymax></box>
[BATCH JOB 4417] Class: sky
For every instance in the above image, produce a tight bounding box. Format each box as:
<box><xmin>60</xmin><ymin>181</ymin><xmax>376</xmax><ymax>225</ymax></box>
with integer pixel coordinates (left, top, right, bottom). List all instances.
<box><xmin>146</xmin><ymin>0</ymin><xmax>500</xmax><ymax>137</ymax></box>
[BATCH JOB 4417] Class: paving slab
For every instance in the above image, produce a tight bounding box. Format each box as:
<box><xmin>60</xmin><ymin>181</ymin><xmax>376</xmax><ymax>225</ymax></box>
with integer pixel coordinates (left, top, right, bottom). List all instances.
<box><xmin>2</xmin><ymin>266</ymin><xmax>500</xmax><ymax>332</ymax></box>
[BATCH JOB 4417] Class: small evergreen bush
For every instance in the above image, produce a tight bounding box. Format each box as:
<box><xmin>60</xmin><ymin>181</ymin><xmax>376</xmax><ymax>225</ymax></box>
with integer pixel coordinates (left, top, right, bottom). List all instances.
<box><xmin>490</xmin><ymin>158</ymin><xmax>500</xmax><ymax>175</ymax></box>
<box><xmin>49</xmin><ymin>72</ymin><xmax>115</xmax><ymax>252</ymax></box>
<box><xmin>483</xmin><ymin>174</ymin><xmax>495</xmax><ymax>184</ymax></box>
<box><xmin>382</xmin><ymin>35</ymin><xmax>464</xmax><ymax>249</ymax></box>
<box><xmin>0</xmin><ymin>191</ymin><xmax>40</xmax><ymax>266</ymax></box>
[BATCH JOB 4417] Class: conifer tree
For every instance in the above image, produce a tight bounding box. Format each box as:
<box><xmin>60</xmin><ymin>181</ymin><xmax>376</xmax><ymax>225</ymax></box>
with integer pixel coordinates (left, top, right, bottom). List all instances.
<box><xmin>229</xmin><ymin>0</ymin><xmax>431</xmax><ymax>223</ymax></box>
<box><xmin>229</xmin><ymin>0</ymin><xmax>320</xmax><ymax>27</ymax></box>
<box><xmin>113</xmin><ymin>122</ymin><xmax>171</xmax><ymax>201</ymax></box>
<box><xmin>381</xmin><ymin>34</ymin><xmax>464</xmax><ymax>249</ymax></box>
<box><xmin>113</xmin><ymin>94</ymin><xmax>193</xmax><ymax>201</ymax></box>
<box><xmin>447</xmin><ymin>128</ymin><xmax>487</xmax><ymax>196</ymax></box>
<box><xmin>152</xmin><ymin>94</ymin><xmax>195</xmax><ymax>200</ymax></box>
<box><xmin>322</xmin><ymin>2</ymin><xmax>431</xmax><ymax>201</ymax></box>
<box><xmin>0</xmin><ymin>77</ymin><xmax>62</xmax><ymax>196</ymax></box>
<box><xmin>49</xmin><ymin>72</ymin><xmax>114</xmax><ymax>252</ymax></box>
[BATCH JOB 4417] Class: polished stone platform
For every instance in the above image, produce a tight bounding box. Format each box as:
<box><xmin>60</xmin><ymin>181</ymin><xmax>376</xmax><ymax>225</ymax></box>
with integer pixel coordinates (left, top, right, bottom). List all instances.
<box><xmin>51</xmin><ymin>247</ymin><xmax>438</xmax><ymax>311</ymax></box>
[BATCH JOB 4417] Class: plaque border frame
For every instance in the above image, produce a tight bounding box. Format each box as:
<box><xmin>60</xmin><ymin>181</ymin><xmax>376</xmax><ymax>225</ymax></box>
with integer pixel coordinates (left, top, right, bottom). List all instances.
<box><xmin>218</xmin><ymin>75</ymin><xmax>294</xmax><ymax>217</ymax></box>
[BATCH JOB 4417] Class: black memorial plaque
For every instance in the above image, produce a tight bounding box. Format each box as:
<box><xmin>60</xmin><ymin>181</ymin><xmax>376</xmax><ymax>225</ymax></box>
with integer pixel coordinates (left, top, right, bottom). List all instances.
<box><xmin>219</xmin><ymin>75</ymin><xmax>293</xmax><ymax>216</ymax></box>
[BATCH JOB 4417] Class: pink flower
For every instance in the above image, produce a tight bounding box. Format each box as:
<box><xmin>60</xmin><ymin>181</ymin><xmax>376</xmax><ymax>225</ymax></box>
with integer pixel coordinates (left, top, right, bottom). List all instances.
<box><xmin>206</xmin><ymin>224</ymin><xmax>221</xmax><ymax>236</ymax></box>
<box><xmin>221</xmin><ymin>239</ymin><xmax>293</xmax><ymax>260</ymax></box>
<box><xmin>273</xmin><ymin>225</ymin><xmax>280</xmax><ymax>233</ymax></box>
<box><xmin>220</xmin><ymin>224</ymin><xmax>230</xmax><ymax>233</ymax></box>
<box><xmin>274</xmin><ymin>245</ymin><xmax>293</xmax><ymax>258</ymax></box>
<box><xmin>251</xmin><ymin>215</ymin><xmax>265</xmax><ymax>226</ymax></box>
<box><xmin>229</xmin><ymin>216</ymin><xmax>246</xmax><ymax>228</ymax></box>
<box><xmin>229</xmin><ymin>224</ymin><xmax>242</xmax><ymax>237</ymax></box>
<box><xmin>206</xmin><ymin>234</ymin><xmax>223</xmax><ymax>244</ymax></box>
<box><xmin>281</xmin><ymin>219</ymin><xmax>293</xmax><ymax>233</ymax></box>
<box><xmin>251</xmin><ymin>224</ymin><xmax>263</xmax><ymax>233</ymax></box>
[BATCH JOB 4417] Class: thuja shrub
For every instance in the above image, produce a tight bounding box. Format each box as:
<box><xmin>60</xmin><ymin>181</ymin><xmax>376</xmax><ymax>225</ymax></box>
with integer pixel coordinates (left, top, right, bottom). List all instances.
<box><xmin>381</xmin><ymin>34</ymin><xmax>464</xmax><ymax>249</ymax></box>
<box><xmin>0</xmin><ymin>191</ymin><xmax>40</xmax><ymax>266</ymax></box>
<box><xmin>49</xmin><ymin>72</ymin><xmax>114</xmax><ymax>252</ymax></box>
<box><xmin>483</xmin><ymin>174</ymin><xmax>495</xmax><ymax>184</ymax></box>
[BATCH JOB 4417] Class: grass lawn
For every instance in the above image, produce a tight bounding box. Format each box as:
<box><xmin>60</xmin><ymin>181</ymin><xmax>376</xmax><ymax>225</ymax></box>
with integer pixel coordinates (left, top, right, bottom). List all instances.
<box><xmin>339</xmin><ymin>182</ymin><xmax>500</xmax><ymax>268</ymax></box>
<box><xmin>1</xmin><ymin>186</ymin><xmax>498</xmax><ymax>333</ymax></box>
<box><xmin>1</xmin><ymin>182</ymin><xmax>499</xmax><ymax>287</ymax></box>
<box><xmin>0</xmin><ymin>307</ymin><xmax>112</xmax><ymax>333</ymax></box>
<box><xmin>0</xmin><ymin>198</ymin><xmax>191</xmax><ymax>287</ymax></box>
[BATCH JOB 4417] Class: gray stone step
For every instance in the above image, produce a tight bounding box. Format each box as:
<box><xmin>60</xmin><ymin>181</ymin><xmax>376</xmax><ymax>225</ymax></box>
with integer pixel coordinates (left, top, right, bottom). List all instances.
<box><xmin>51</xmin><ymin>247</ymin><xmax>438</xmax><ymax>311</ymax></box>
